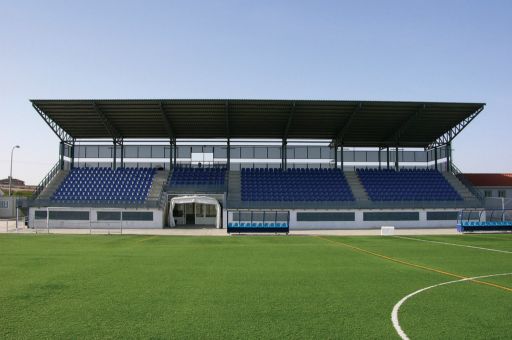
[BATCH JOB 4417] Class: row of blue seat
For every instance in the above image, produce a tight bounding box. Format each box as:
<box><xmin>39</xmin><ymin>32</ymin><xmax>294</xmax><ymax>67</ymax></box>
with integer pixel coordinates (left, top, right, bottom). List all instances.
<box><xmin>52</xmin><ymin>167</ymin><xmax>156</xmax><ymax>203</ymax></box>
<box><xmin>228</xmin><ymin>222</ymin><xmax>289</xmax><ymax>228</ymax></box>
<box><xmin>170</xmin><ymin>168</ymin><xmax>226</xmax><ymax>186</ymax></box>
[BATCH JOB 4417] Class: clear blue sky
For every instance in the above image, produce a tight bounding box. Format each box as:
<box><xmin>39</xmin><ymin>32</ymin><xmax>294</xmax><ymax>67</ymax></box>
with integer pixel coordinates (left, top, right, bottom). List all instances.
<box><xmin>1</xmin><ymin>0</ymin><xmax>511</xmax><ymax>184</ymax></box>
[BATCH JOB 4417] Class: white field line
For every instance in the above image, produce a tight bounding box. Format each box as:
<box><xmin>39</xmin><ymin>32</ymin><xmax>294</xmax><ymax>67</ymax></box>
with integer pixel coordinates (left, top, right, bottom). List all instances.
<box><xmin>391</xmin><ymin>272</ymin><xmax>512</xmax><ymax>340</ymax></box>
<box><xmin>395</xmin><ymin>236</ymin><xmax>512</xmax><ymax>254</ymax></box>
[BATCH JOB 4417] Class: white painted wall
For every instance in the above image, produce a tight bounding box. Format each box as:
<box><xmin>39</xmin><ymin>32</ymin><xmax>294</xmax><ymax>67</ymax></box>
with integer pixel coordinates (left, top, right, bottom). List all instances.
<box><xmin>28</xmin><ymin>207</ymin><xmax>164</xmax><ymax>229</ymax></box>
<box><xmin>226</xmin><ymin>208</ymin><xmax>460</xmax><ymax>230</ymax></box>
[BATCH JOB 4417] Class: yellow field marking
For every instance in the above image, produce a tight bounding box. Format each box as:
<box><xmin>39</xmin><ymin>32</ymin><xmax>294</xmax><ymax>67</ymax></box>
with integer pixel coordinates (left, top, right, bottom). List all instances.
<box><xmin>136</xmin><ymin>235</ymin><xmax>159</xmax><ymax>243</ymax></box>
<box><xmin>316</xmin><ymin>236</ymin><xmax>512</xmax><ymax>293</ymax></box>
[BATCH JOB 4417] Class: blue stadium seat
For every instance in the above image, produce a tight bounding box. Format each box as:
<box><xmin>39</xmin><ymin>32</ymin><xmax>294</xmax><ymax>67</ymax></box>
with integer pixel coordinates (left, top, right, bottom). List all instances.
<box><xmin>52</xmin><ymin>167</ymin><xmax>156</xmax><ymax>204</ymax></box>
<box><xmin>240</xmin><ymin>168</ymin><xmax>354</xmax><ymax>202</ymax></box>
<box><xmin>356</xmin><ymin>168</ymin><xmax>462</xmax><ymax>202</ymax></box>
<box><xmin>169</xmin><ymin>167</ymin><xmax>226</xmax><ymax>186</ymax></box>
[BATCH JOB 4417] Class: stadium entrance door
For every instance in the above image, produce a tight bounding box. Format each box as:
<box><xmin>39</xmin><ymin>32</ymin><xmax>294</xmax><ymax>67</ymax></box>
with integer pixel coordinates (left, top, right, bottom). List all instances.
<box><xmin>169</xmin><ymin>196</ymin><xmax>222</xmax><ymax>228</ymax></box>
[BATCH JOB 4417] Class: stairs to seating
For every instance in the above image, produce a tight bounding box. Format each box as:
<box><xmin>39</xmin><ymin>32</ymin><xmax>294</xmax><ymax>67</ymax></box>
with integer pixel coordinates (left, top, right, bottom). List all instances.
<box><xmin>37</xmin><ymin>170</ymin><xmax>69</xmax><ymax>200</ymax></box>
<box><xmin>227</xmin><ymin>171</ymin><xmax>242</xmax><ymax>202</ymax></box>
<box><xmin>442</xmin><ymin>172</ymin><xmax>480</xmax><ymax>201</ymax></box>
<box><xmin>147</xmin><ymin>170</ymin><xmax>169</xmax><ymax>200</ymax></box>
<box><xmin>344</xmin><ymin>171</ymin><xmax>370</xmax><ymax>202</ymax></box>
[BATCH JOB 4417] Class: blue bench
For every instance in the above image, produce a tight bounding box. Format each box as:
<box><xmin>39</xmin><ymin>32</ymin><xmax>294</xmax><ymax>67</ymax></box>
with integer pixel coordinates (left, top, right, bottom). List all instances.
<box><xmin>457</xmin><ymin>221</ymin><xmax>512</xmax><ymax>232</ymax></box>
<box><xmin>227</xmin><ymin>222</ymin><xmax>289</xmax><ymax>234</ymax></box>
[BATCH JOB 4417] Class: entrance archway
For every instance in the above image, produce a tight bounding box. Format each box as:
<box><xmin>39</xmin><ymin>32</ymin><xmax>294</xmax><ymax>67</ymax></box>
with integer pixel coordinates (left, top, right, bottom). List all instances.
<box><xmin>169</xmin><ymin>196</ymin><xmax>222</xmax><ymax>228</ymax></box>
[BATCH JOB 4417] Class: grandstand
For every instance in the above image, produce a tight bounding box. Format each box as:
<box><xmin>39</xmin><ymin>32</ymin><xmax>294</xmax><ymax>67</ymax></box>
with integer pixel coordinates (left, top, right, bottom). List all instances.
<box><xmin>20</xmin><ymin>99</ymin><xmax>486</xmax><ymax>230</ymax></box>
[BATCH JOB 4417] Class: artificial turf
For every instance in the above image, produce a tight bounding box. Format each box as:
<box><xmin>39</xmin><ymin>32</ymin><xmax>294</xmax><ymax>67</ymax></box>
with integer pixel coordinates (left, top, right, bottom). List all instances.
<box><xmin>0</xmin><ymin>233</ymin><xmax>511</xmax><ymax>339</ymax></box>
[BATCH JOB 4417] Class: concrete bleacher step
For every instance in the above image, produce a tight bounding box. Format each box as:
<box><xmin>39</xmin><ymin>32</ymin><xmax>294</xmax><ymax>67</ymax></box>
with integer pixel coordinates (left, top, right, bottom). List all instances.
<box><xmin>227</xmin><ymin>171</ymin><xmax>241</xmax><ymax>201</ymax></box>
<box><xmin>442</xmin><ymin>172</ymin><xmax>479</xmax><ymax>201</ymax></box>
<box><xmin>37</xmin><ymin>170</ymin><xmax>69</xmax><ymax>199</ymax></box>
<box><xmin>147</xmin><ymin>170</ymin><xmax>169</xmax><ymax>200</ymax></box>
<box><xmin>344</xmin><ymin>171</ymin><xmax>370</xmax><ymax>202</ymax></box>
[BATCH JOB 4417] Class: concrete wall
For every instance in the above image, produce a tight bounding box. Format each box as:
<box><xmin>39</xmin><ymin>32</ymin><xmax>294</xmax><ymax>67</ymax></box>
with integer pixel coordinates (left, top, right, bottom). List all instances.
<box><xmin>0</xmin><ymin>197</ymin><xmax>16</xmax><ymax>218</ymax></box>
<box><xmin>28</xmin><ymin>207</ymin><xmax>164</xmax><ymax>229</ymax></box>
<box><xmin>227</xmin><ymin>208</ymin><xmax>460</xmax><ymax>230</ymax></box>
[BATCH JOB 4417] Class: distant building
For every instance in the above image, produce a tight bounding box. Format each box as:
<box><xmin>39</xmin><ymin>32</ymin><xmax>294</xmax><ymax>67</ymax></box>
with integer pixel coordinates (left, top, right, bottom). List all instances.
<box><xmin>463</xmin><ymin>173</ymin><xmax>512</xmax><ymax>199</ymax></box>
<box><xmin>0</xmin><ymin>177</ymin><xmax>25</xmax><ymax>186</ymax></box>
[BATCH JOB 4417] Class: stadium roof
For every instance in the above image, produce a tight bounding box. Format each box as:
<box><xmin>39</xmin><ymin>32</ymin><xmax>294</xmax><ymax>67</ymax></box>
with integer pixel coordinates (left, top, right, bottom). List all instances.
<box><xmin>31</xmin><ymin>99</ymin><xmax>485</xmax><ymax>149</ymax></box>
<box><xmin>463</xmin><ymin>173</ymin><xmax>512</xmax><ymax>187</ymax></box>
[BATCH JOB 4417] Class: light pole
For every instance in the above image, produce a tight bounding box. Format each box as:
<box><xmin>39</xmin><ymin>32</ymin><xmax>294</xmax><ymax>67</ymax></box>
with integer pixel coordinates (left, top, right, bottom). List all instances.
<box><xmin>9</xmin><ymin>145</ymin><xmax>20</xmax><ymax>196</ymax></box>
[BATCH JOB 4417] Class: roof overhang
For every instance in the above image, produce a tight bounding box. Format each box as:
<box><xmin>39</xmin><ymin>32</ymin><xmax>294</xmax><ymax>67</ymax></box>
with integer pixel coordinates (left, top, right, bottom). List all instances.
<box><xmin>31</xmin><ymin>99</ymin><xmax>485</xmax><ymax>149</ymax></box>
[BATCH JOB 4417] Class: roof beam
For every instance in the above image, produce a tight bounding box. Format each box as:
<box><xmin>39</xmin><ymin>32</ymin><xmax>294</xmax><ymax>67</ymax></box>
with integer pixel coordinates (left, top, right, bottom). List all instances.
<box><xmin>381</xmin><ymin>104</ymin><xmax>427</xmax><ymax>144</ymax></box>
<box><xmin>225</xmin><ymin>101</ymin><xmax>230</xmax><ymax>139</ymax></box>
<box><xmin>333</xmin><ymin>103</ymin><xmax>363</xmax><ymax>144</ymax></box>
<box><xmin>283</xmin><ymin>101</ymin><xmax>296</xmax><ymax>140</ymax></box>
<box><xmin>159</xmin><ymin>102</ymin><xmax>175</xmax><ymax>140</ymax></box>
<box><xmin>426</xmin><ymin>105</ymin><xmax>484</xmax><ymax>150</ymax></box>
<box><xmin>32</xmin><ymin>103</ymin><xmax>73</xmax><ymax>142</ymax></box>
<box><xmin>92</xmin><ymin>102</ymin><xmax>122</xmax><ymax>139</ymax></box>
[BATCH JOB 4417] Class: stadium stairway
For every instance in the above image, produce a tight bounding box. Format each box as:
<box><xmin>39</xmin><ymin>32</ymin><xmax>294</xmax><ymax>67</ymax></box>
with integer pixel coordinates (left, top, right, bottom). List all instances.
<box><xmin>37</xmin><ymin>170</ymin><xmax>69</xmax><ymax>199</ymax></box>
<box><xmin>227</xmin><ymin>171</ymin><xmax>242</xmax><ymax>202</ymax></box>
<box><xmin>147</xmin><ymin>170</ymin><xmax>169</xmax><ymax>200</ymax></box>
<box><xmin>442</xmin><ymin>172</ymin><xmax>480</xmax><ymax>201</ymax></box>
<box><xmin>344</xmin><ymin>171</ymin><xmax>370</xmax><ymax>202</ymax></box>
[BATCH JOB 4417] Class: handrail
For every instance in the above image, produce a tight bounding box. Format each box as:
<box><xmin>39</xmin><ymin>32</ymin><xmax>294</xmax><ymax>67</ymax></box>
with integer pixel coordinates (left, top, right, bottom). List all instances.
<box><xmin>31</xmin><ymin>160</ymin><xmax>61</xmax><ymax>199</ymax></box>
<box><xmin>450</xmin><ymin>163</ymin><xmax>485</xmax><ymax>202</ymax></box>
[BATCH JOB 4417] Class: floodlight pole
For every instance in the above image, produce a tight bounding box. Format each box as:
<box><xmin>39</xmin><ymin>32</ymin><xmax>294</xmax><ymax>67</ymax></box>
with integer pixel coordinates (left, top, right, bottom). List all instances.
<box><xmin>9</xmin><ymin>145</ymin><xmax>20</xmax><ymax>196</ymax></box>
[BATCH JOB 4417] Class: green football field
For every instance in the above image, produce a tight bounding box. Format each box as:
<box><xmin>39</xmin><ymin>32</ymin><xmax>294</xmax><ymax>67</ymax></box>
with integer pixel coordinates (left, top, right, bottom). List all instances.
<box><xmin>1</xmin><ymin>233</ymin><xmax>511</xmax><ymax>339</ymax></box>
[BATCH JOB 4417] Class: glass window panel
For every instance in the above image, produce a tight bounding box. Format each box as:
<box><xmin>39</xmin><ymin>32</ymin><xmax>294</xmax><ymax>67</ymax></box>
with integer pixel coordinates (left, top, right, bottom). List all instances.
<box><xmin>241</xmin><ymin>147</ymin><xmax>254</xmax><ymax>158</ymax></box>
<box><xmin>98</xmin><ymin>146</ymin><xmax>112</xmax><ymax>158</ymax></box>
<box><xmin>152</xmin><ymin>146</ymin><xmax>165</xmax><ymax>158</ymax></box>
<box><xmin>231</xmin><ymin>147</ymin><xmax>241</xmax><ymax>159</ymax></box>
<box><xmin>254</xmin><ymin>147</ymin><xmax>267</xmax><ymax>159</ymax></box>
<box><xmin>124</xmin><ymin>146</ymin><xmax>138</xmax><ymax>158</ymax></box>
<box><xmin>286</xmin><ymin>147</ymin><xmax>295</xmax><ymax>159</ymax></box>
<box><xmin>86</xmin><ymin>146</ymin><xmax>99</xmax><ymax>158</ymax></box>
<box><xmin>307</xmin><ymin>147</ymin><xmax>320</xmax><ymax>159</ymax></box>
<box><xmin>214</xmin><ymin>146</ymin><xmax>227</xmax><ymax>158</ymax></box>
<box><xmin>178</xmin><ymin>146</ymin><xmax>191</xmax><ymax>158</ymax></box>
<box><xmin>268</xmin><ymin>147</ymin><xmax>281</xmax><ymax>159</ymax></box>
<box><xmin>295</xmin><ymin>147</ymin><xmax>307</xmax><ymax>159</ymax></box>
<box><xmin>138</xmin><ymin>146</ymin><xmax>151</xmax><ymax>158</ymax></box>
<box><xmin>320</xmin><ymin>147</ymin><xmax>332</xmax><ymax>159</ymax></box>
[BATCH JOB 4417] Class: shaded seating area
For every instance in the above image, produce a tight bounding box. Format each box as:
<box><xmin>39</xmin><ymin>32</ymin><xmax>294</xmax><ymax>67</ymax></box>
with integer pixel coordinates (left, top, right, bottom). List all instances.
<box><xmin>357</xmin><ymin>168</ymin><xmax>462</xmax><ymax>201</ymax></box>
<box><xmin>170</xmin><ymin>167</ymin><xmax>226</xmax><ymax>186</ymax></box>
<box><xmin>241</xmin><ymin>168</ymin><xmax>354</xmax><ymax>201</ymax></box>
<box><xmin>52</xmin><ymin>167</ymin><xmax>156</xmax><ymax>203</ymax></box>
<box><xmin>457</xmin><ymin>209</ymin><xmax>512</xmax><ymax>232</ymax></box>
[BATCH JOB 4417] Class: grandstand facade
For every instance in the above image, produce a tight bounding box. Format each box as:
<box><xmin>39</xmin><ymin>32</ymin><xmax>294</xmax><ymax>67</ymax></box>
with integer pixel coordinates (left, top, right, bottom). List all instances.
<box><xmin>22</xmin><ymin>99</ymin><xmax>486</xmax><ymax>231</ymax></box>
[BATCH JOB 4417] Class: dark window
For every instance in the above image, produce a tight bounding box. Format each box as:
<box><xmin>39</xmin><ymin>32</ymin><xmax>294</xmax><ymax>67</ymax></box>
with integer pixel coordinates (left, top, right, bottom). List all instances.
<box><xmin>122</xmin><ymin>212</ymin><xmax>153</xmax><ymax>221</ymax></box>
<box><xmin>426</xmin><ymin>211</ymin><xmax>459</xmax><ymax>220</ymax></box>
<box><xmin>97</xmin><ymin>211</ymin><xmax>121</xmax><ymax>221</ymax></box>
<box><xmin>297</xmin><ymin>212</ymin><xmax>355</xmax><ymax>221</ymax></box>
<box><xmin>35</xmin><ymin>210</ymin><xmax>89</xmax><ymax>220</ymax></box>
<box><xmin>363</xmin><ymin>212</ymin><xmax>419</xmax><ymax>221</ymax></box>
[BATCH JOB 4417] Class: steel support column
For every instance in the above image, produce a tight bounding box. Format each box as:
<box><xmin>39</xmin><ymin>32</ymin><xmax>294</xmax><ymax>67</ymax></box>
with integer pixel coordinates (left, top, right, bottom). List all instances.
<box><xmin>173</xmin><ymin>143</ymin><xmax>177</xmax><ymax>167</ymax></box>
<box><xmin>386</xmin><ymin>147</ymin><xmax>390</xmax><ymax>169</ymax></box>
<box><xmin>227</xmin><ymin>139</ymin><xmax>231</xmax><ymax>170</ymax></box>
<box><xmin>340</xmin><ymin>142</ymin><xmax>344</xmax><ymax>170</ymax></box>
<box><xmin>395</xmin><ymin>146</ymin><xmax>399</xmax><ymax>171</ymax></box>
<box><xmin>70</xmin><ymin>140</ymin><xmax>75</xmax><ymax>169</ymax></box>
<box><xmin>59</xmin><ymin>141</ymin><xmax>65</xmax><ymax>170</ymax></box>
<box><xmin>333</xmin><ymin>142</ymin><xmax>338</xmax><ymax>169</ymax></box>
<box><xmin>378</xmin><ymin>147</ymin><xmax>381</xmax><ymax>170</ymax></box>
<box><xmin>434</xmin><ymin>147</ymin><xmax>438</xmax><ymax>170</ymax></box>
<box><xmin>113</xmin><ymin>140</ymin><xmax>117</xmax><ymax>170</ymax></box>
<box><xmin>446</xmin><ymin>142</ymin><xmax>452</xmax><ymax>172</ymax></box>
<box><xmin>120</xmin><ymin>140</ymin><xmax>124</xmax><ymax>168</ymax></box>
<box><xmin>281</xmin><ymin>139</ymin><xmax>287</xmax><ymax>170</ymax></box>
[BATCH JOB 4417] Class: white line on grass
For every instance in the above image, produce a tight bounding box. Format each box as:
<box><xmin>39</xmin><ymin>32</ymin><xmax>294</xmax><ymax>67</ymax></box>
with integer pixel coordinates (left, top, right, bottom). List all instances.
<box><xmin>395</xmin><ymin>236</ymin><xmax>512</xmax><ymax>254</ymax></box>
<box><xmin>391</xmin><ymin>272</ymin><xmax>512</xmax><ymax>340</ymax></box>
